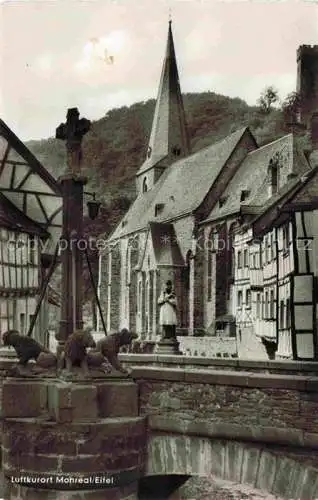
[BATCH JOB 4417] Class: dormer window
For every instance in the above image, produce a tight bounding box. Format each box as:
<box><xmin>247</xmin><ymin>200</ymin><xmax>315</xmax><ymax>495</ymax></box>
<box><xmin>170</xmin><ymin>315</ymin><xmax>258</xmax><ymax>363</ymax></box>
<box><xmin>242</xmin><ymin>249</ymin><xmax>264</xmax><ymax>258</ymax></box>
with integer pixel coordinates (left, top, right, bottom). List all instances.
<box><xmin>142</xmin><ymin>177</ymin><xmax>148</xmax><ymax>193</ymax></box>
<box><xmin>122</xmin><ymin>220</ymin><xmax>127</xmax><ymax>227</ymax></box>
<box><xmin>155</xmin><ymin>203</ymin><xmax>164</xmax><ymax>216</ymax></box>
<box><xmin>268</xmin><ymin>158</ymin><xmax>279</xmax><ymax>195</ymax></box>
<box><xmin>240</xmin><ymin>190</ymin><xmax>250</xmax><ymax>202</ymax></box>
<box><xmin>172</xmin><ymin>146</ymin><xmax>181</xmax><ymax>156</ymax></box>
<box><xmin>219</xmin><ymin>197</ymin><xmax>227</xmax><ymax>208</ymax></box>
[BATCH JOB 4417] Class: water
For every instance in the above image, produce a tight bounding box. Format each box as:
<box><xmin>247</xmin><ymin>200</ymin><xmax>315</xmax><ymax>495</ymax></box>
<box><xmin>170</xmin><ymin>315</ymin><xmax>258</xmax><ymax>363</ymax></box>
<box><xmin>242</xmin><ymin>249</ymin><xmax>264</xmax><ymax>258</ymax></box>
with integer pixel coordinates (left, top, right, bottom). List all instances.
<box><xmin>170</xmin><ymin>477</ymin><xmax>283</xmax><ymax>500</ymax></box>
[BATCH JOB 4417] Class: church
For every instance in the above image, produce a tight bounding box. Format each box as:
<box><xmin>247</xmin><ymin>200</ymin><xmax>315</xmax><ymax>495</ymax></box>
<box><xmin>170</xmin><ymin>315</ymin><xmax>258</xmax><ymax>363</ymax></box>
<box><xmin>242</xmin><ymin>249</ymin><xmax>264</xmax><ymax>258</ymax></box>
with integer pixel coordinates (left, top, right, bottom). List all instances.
<box><xmin>0</xmin><ymin>119</ymin><xmax>62</xmax><ymax>342</ymax></box>
<box><xmin>101</xmin><ymin>22</ymin><xmax>318</xmax><ymax>360</ymax></box>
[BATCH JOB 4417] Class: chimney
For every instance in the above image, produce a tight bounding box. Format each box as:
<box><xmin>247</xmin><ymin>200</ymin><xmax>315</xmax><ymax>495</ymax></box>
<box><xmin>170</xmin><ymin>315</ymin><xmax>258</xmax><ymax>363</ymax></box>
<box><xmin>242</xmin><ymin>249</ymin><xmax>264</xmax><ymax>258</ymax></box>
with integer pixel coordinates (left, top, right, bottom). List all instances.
<box><xmin>310</xmin><ymin>112</ymin><xmax>318</xmax><ymax>167</ymax></box>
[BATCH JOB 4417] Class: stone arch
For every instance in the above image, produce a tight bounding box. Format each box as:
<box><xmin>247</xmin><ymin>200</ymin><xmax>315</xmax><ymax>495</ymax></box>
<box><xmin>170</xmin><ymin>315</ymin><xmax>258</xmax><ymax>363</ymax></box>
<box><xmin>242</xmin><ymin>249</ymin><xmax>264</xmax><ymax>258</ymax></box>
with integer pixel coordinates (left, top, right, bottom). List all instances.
<box><xmin>146</xmin><ymin>434</ymin><xmax>318</xmax><ymax>499</ymax></box>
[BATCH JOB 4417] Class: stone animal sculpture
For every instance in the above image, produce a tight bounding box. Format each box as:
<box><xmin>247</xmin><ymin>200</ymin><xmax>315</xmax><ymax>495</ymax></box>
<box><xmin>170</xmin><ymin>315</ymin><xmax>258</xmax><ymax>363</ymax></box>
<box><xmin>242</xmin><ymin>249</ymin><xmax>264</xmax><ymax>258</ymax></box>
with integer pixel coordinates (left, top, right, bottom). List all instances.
<box><xmin>88</xmin><ymin>328</ymin><xmax>138</xmax><ymax>374</ymax></box>
<box><xmin>2</xmin><ymin>330</ymin><xmax>57</xmax><ymax>370</ymax></box>
<box><xmin>63</xmin><ymin>329</ymin><xmax>96</xmax><ymax>375</ymax></box>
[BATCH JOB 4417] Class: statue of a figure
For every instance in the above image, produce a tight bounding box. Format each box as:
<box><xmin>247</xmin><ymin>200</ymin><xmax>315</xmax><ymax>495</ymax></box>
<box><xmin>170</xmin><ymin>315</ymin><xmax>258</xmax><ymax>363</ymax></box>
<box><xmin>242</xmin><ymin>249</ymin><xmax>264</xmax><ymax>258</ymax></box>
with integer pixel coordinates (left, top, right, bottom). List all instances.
<box><xmin>158</xmin><ymin>280</ymin><xmax>177</xmax><ymax>340</ymax></box>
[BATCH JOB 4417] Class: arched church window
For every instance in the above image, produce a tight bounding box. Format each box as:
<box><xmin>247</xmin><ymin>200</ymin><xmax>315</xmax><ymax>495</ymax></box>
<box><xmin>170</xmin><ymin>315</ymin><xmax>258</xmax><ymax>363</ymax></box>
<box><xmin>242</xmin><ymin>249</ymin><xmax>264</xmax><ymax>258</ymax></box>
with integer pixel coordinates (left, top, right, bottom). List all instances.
<box><xmin>207</xmin><ymin>229</ymin><xmax>215</xmax><ymax>301</ymax></box>
<box><xmin>142</xmin><ymin>177</ymin><xmax>148</xmax><ymax>193</ymax></box>
<box><xmin>184</xmin><ymin>250</ymin><xmax>192</xmax><ymax>290</ymax></box>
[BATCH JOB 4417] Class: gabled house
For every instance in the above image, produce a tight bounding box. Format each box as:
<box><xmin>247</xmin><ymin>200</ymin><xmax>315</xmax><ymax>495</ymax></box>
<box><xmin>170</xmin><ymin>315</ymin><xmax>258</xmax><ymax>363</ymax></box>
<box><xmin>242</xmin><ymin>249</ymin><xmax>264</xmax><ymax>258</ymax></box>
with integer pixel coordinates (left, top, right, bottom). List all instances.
<box><xmin>0</xmin><ymin>119</ymin><xmax>62</xmax><ymax>342</ymax></box>
<box><xmin>200</xmin><ymin>133</ymin><xmax>311</xmax><ymax>345</ymax></box>
<box><xmin>232</xmin><ymin>160</ymin><xmax>318</xmax><ymax>361</ymax></box>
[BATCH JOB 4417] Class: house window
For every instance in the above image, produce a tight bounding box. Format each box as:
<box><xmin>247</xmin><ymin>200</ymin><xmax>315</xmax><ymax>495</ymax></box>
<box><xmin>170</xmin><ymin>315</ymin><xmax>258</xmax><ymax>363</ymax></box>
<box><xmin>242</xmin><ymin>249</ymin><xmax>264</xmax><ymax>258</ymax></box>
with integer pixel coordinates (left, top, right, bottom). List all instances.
<box><xmin>29</xmin><ymin>236</ymin><xmax>36</xmax><ymax>265</ymax></box>
<box><xmin>237</xmin><ymin>290</ymin><xmax>243</xmax><ymax>308</ymax></box>
<box><xmin>270</xmin><ymin>289</ymin><xmax>275</xmax><ymax>319</ymax></box>
<box><xmin>256</xmin><ymin>293</ymin><xmax>261</xmax><ymax>318</ymax></box>
<box><xmin>243</xmin><ymin>249</ymin><xmax>249</xmax><ymax>267</ymax></box>
<box><xmin>282</xmin><ymin>225</ymin><xmax>289</xmax><ymax>254</ymax></box>
<box><xmin>252</xmin><ymin>253</ymin><xmax>256</xmax><ymax>269</ymax></box>
<box><xmin>20</xmin><ymin>313</ymin><xmax>25</xmax><ymax>335</ymax></box>
<box><xmin>237</xmin><ymin>251</ymin><xmax>242</xmax><ymax>269</ymax></box>
<box><xmin>246</xmin><ymin>289</ymin><xmax>251</xmax><ymax>308</ymax></box>
<box><xmin>264</xmin><ymin>237</ymin><xmax>268</xmax><ymax>263</ymax></box>
<box><xmin>142</xmin><ymin>177</ymin><xmax>148</xmax><ymax>193</ymax></box>
<box><xmin>286</xmin><ymin>298</ymin><xmax>291</xmax><ymax>329</ymax></box>
<box><xmin>279</xmin><ymin>300</ymin><xmax>285</xmax><ymax>329</ymax></box>
<box><xmin>271</xmin><ymin>232</ymin><xmax>276</xmax><ymax>259</ymax></box>
<box><xmin>266</xmin><ymin>234</ymin><xmax>272</xmax><ymax>263</ymax></box>
<box><xmin>264</xmin><ymin>290</ymin><xmax>269</xmax><ymax>319</ymax></box>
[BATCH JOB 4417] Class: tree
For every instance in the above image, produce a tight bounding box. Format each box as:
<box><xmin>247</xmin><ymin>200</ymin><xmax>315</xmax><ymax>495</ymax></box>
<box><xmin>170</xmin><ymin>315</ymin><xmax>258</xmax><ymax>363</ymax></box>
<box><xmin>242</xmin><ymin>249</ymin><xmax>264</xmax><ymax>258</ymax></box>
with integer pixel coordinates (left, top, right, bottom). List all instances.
<box><xmin>257</xmin><ymin>86</ymin><xmax>279</xmax><ymax>114</ymax></box>
<box><xmin>281</xmin><ymin>91</ymin><xmax>302</xmax><ymax>126</ymax></box>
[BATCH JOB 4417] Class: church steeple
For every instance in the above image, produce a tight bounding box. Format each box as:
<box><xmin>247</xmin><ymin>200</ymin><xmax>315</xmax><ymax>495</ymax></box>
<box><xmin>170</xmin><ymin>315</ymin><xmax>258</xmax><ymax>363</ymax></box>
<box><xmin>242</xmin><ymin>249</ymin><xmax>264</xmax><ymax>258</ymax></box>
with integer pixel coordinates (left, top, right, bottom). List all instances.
<box><xmin>136</xmin><ymin>21</ymin><xmax>190</xmax><ymax>193</ymax></box>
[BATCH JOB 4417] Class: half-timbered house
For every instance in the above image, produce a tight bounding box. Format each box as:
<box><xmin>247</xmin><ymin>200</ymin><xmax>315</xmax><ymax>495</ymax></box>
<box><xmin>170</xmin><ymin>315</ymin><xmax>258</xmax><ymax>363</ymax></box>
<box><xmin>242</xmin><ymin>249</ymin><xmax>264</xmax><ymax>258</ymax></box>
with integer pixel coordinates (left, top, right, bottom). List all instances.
<box><xmin>0</xmin><ymin>119</ymin><xmax>62</xmax><ymax>342</ymax></box>
<box><xmin>241</xmin><ymin>164</ymin><xmax>318</xmax><ymax>361</ymax></box>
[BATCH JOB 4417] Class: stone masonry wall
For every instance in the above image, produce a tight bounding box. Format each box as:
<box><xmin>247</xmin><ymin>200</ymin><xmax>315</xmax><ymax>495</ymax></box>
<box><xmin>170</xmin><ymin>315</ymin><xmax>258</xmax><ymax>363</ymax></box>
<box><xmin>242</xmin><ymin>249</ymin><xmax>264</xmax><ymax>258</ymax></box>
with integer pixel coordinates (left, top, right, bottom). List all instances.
<box><xmin>132</xmin><ymin>367</ymin><xmax>318</xmax><ymax>452</ymax></box>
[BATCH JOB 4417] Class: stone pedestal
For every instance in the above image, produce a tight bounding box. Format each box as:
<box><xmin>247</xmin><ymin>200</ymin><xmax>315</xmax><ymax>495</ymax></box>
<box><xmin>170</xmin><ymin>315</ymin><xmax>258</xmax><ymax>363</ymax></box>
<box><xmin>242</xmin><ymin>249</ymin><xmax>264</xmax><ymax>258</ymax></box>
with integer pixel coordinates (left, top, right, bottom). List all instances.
<box><xmin>154</xmin><ymin>338</ymin><xmax>182</xmax><ymax>355</ymax></box>
<box><xmin>1</xmin><ymin>374</ymin><xmax>147</xmax><ymax>499</ymax></box>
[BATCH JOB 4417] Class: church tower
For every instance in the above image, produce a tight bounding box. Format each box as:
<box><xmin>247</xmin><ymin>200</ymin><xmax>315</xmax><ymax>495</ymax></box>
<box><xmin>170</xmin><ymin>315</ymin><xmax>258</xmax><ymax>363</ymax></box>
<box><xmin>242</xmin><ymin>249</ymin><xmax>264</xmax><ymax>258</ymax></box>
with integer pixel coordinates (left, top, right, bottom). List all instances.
<box><xmin>136</xmin><ymin>21</ymin><xmax>190</xmax><ymax>195</ymax></box>
<box><xmin>297</xmin><ymin>45</ymin><xmax>318</xmax><ymax>127</ymax></box>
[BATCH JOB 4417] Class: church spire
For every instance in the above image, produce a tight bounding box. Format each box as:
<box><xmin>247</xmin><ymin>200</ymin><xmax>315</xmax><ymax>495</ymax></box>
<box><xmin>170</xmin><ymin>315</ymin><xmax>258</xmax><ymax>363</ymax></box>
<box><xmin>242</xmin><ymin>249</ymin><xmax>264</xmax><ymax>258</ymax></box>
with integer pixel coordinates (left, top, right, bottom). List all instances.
<box><xmin>136</xmin><ymin>21</ymin><xmax>190</xmax><ymax>185</ymax></box>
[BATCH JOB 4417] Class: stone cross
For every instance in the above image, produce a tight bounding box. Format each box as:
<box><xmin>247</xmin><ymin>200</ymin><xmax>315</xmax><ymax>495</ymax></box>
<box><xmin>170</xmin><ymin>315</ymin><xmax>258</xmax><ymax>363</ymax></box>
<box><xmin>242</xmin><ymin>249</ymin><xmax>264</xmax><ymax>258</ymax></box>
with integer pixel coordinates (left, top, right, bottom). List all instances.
<box><xmin>56</xmin><ymin>107</ymin><xmax>91</xmax><ymax>175</ymax></box>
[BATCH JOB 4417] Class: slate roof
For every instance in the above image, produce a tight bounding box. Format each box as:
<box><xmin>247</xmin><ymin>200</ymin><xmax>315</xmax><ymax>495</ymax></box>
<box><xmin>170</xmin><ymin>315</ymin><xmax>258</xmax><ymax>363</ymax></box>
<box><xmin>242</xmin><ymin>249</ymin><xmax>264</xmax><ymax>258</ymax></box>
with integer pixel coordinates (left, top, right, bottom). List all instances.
<box><xmin>252</xmin><ymin>164</ymin><xmax>318</xmax><ymax>234</ymax></box>
<box><xmin>204</xmin><ymin>134</ymin><xmax>310</xmax><ymax>223</ymax></box>
<box><xmin>149</xmin><ymin>222</ymin><xmax>185</xmax><ymax>267</ymax></box>
<box><xmin>136</xmin><ymin>22</ymin><xmax>190</xmax><ymax>177</ymax></box>
<box><xmin>109</xmin><ymin>127</ymin><xmax>248</xmax><ymax>241</ymax></box>
<box><xmin>0</xmin><ymin>192</ymin><xmax>49</xmax><ymax>237</ymax></box>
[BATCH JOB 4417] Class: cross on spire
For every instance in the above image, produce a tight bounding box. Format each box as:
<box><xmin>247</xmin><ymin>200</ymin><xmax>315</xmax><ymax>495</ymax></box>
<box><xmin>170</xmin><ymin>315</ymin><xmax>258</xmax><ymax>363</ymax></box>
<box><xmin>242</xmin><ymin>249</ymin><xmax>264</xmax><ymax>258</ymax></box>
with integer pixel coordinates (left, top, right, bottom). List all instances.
<box><xmin>169</xmin><ymin>7</ymin><xmax>172</xmax><ymax>24</ymax></box>
<box><xmin>56</xmin><ymin>107</ymin><xmax>91</xmax><ymax>175</ymax></box>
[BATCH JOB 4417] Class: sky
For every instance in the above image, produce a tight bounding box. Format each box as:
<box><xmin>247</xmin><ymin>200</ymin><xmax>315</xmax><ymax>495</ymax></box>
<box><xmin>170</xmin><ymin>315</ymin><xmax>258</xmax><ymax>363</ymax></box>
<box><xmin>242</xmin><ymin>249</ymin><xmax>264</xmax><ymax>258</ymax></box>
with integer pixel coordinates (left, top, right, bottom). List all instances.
<box><xmin>0</xmin><ymin>0</ymin><xmax>318</xmax><ymax>141</ymax></box>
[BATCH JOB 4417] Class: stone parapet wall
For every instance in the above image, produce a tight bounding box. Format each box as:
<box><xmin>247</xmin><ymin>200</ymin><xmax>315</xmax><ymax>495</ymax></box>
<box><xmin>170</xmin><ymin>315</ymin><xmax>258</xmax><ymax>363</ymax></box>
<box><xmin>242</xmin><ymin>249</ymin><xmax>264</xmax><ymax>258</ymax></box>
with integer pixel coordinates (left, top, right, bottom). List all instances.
<box><xmin>131</xmin><ymin>366</ymin><xmax>318</xmax><ymax>450</ymax></box>
<box><xmin>120</xmin><ymin>353</ymin><xmax>318</xmax><ymax>376</ymax></box>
